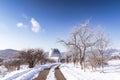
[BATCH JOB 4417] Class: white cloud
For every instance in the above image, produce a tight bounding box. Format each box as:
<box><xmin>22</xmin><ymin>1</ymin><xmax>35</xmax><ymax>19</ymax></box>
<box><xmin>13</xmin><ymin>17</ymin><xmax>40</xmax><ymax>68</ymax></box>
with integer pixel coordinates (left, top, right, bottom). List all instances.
<box><xmin>30</xmin><ymin>18</ymin><xmax>40</xmax><ymax>33</ymax></box>
<box><xmin>17</xmin><ymin>22</ymin><xmax>26</xmax><ymax>28</ymax></box>
<box><xmin>17</xmin><ymin>15</ymin><xmax>44</xmax><ymax>33</ymax></box>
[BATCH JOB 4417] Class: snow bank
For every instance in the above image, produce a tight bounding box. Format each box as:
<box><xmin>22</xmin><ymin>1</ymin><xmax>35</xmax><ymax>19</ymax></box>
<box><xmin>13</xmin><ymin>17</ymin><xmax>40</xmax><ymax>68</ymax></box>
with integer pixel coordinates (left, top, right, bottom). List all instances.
<box><xmin>1</xmin><ymin>64</ymin><xmax>53</xmax><ymax>80</ymax></box>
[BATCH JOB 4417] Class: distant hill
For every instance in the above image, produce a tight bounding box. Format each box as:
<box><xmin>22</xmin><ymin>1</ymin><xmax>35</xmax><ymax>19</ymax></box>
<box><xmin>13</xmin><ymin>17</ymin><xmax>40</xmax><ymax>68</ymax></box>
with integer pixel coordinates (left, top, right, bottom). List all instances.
<box><xmin>106</xmin><ymin>48</ymin><xmax>120</xmax><ymax>56</ymax></box>
<box><xmin>0</xmin><ymin>49</ymin><xmax>20</xmax><ymax>59</ymax></box>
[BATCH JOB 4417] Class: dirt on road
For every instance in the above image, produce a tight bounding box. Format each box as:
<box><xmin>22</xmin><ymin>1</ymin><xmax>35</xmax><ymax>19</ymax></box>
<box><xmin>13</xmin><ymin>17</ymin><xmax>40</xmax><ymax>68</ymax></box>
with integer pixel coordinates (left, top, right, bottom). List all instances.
<box><xmin>55</xmin><ymin>67</ymin><xmax>66</xmax><ymax>80</ymax></box>
<box><xmin>33</xmin><ymin>68</ymin><xmax>50</xmax><ymax>80</ymax></box>
<box><xmin>33</xmin><ymin>64</ymin><xmax>66</xmax><ymax>80</ymax></box>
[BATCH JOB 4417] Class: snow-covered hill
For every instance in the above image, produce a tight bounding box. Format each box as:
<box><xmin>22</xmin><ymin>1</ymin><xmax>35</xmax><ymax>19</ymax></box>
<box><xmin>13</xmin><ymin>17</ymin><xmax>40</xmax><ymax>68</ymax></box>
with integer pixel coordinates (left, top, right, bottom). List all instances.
<box><xmin>0</xmin><ymin>49</ymin><xmax>20</xmax><ymax>59</ymax></box>
<box><xmin>106</xmin><ymin>48</ymin><xmax>120</xmax><ymax>56</ymax></box>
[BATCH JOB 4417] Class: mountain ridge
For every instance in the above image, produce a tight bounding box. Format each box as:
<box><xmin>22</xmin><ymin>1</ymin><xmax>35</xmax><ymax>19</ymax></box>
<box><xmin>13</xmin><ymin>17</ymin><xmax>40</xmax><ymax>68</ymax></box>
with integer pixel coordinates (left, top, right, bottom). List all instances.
<box><xmin>0</xmin><ymin>49</ymin><xmax>20</xmax><ymax>59</ymax></box>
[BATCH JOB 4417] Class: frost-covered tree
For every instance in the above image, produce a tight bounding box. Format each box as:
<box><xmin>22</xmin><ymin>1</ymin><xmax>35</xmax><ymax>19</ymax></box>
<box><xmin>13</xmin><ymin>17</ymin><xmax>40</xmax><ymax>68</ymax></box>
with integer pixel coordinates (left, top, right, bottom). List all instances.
<box><xmin>59</xmin><ymin>20</ymin><xmax>96</xmax><ymax>70</ymax></box>
<box><xmin>95</xmin><ymin>29</ymin><xmax>109</xmax><ymax>72</ymax></box>
<box><xmin>18</xmin><ymin>48</ymin><xmax>45</xmax><ymax>68</ymax></box>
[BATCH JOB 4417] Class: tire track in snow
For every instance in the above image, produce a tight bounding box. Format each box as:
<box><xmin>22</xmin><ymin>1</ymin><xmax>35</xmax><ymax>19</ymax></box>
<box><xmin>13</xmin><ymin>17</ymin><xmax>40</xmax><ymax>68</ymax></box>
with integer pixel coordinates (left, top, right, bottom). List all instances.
<box><xmin>33</xmin><ymin>68</ymin><xmax>50</xmax><ymax>80</ymax></box>
<box><xmin>46</xmin><ymin>65</ymin><xmax>59</xmax><ymax>80</ymax></box>
<box><xmin>15</xmin><ymin>64</ymin><xmax>53</xmax><ymax>80</ymax></box>
<box><xmin>55</xmin><ymin>65</ymin><xmax>66</xmax><ymax>80</ymax></box>
<box><xmin>2</xmin><ymin>69</ymin><xmax>31</xmax><ymax>80</ymax></box>
<box><xmin>2</xmin><ymin>64</ymin><xmax>54</xmax><ymax>80</ymax></box>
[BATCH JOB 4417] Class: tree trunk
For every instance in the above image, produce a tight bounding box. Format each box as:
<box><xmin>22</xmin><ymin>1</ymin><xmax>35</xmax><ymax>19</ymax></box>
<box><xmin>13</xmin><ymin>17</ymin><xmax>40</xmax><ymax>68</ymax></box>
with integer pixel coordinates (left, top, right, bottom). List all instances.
<box><xmin>83</xmin><ymin>48</ymin><xmax>86</xmax><ymax>72</ymax></box>
<box><xmin>80</xmin><ymin>57</ymin><xmax>84</xmax><ymax>70</ymax></box>
<box><xmin>101</xmin><ymin>54</ymin><xmax>104</xmax><ymax>72</ymax></box>
<box><xmin>17</xmin><ymin>65</ymin><xmax>20</xmax><ymax>70</ymax></box>
<box><xmin>29</xmin><ymin>61</ymin><xmax>34</xmax><ymax>68</ymax></box>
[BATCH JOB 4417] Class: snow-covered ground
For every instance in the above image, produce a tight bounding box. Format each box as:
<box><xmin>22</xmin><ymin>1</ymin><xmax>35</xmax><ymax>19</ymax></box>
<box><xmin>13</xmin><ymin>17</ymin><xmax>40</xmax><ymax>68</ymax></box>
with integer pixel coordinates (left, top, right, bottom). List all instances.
<box><xmin>0</xmin><ymin>60</ymin><xmax>120</xmax><ymax>80</ymax></box>
<box><xmin>60</xmin><ymin>60</ymin><xmax>120</xmax><ymax>80</ymax></box>
<box><xmin>0</xmin><ymin>64</ymin><xmax>53</xmax><ymax>80</ymax></box>
<box><xmin>46</xmin><ymin>65</ymin><xmax>59</xmax><ymax>80</ymax></box>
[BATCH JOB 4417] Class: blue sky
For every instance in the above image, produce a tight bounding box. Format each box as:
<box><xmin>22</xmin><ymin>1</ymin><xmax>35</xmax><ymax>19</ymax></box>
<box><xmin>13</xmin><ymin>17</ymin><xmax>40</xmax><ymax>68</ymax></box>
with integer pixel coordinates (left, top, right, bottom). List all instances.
<box><xmin>0</xmin><ymin>0</ymin><xmax>120</xmax><ymax>51</ymax></box>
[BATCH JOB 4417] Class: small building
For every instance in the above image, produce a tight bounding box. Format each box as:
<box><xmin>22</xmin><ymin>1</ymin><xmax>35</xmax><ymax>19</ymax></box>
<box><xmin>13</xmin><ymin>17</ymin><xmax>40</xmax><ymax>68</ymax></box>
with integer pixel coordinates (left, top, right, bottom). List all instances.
<box><xmin>48</xmin><ymin>48</ymin><xmax>61</xmax><ymax>62</ymax></box>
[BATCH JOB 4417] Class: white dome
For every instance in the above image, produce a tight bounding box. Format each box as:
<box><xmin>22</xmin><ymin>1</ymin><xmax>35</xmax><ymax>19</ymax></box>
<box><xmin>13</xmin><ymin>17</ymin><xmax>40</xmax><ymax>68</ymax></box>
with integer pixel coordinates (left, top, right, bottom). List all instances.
<box><xmin>49</xmin><ymin>48</ymin><xmax>61</xmax><ymax>57</ymax></box>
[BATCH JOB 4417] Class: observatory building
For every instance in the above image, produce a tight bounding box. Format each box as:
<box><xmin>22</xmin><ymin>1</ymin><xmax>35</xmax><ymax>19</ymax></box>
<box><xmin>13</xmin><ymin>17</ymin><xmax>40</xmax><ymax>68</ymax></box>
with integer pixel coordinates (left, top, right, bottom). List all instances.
<box><xmin>48</xmin><ymin>48</ymin><xmax>61</xmax><ymax>62</ymax></box>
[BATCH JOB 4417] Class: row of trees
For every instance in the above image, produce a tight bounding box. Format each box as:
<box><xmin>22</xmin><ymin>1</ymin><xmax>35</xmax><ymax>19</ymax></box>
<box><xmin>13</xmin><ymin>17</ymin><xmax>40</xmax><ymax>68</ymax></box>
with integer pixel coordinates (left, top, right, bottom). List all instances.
<box><xmin>3</xmin><ymin>48</ymin><xmax>53</xmax><ymax>71</ymax></box>
<box><xmin>59</xmin><ymin>20</ymin><xmax>109</xmax><ymax>72</ymax></box>
<box><xmin>18</xmin><ymin>48</ymin><xmax>45</xmax><ymax>68</ymax></box>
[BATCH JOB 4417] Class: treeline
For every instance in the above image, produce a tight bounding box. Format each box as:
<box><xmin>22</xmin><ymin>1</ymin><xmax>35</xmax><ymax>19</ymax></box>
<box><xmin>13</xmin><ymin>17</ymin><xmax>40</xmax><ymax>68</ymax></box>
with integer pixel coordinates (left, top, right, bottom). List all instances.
<box><xmin>0</xmin><ymin>48</ymin><xmax>54</xmax><ymax>72</ymax></box>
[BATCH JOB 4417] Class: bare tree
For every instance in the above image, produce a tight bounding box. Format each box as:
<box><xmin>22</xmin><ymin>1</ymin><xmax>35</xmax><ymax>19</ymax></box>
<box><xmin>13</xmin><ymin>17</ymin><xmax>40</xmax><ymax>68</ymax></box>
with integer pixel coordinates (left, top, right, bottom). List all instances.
<box><xmin>73</xmin><ymin>54</ymin><xmax>79</xmax><ymax>67</ymax></box>
<box><xmin>18</xmin><ymin>48</ymin><xmax>45</xmax><ymax>68</ymax></box>
<box><xmin>0</xmin><ymin>58</ymin><xmax>3</xmax><ymax>66</ymax></box>
<box><xmin>4</xmin><ymin>61</ymin><xmax>14</xmax><ymax>72</ymax></box>
<box><xmin>87</xmin><ymin>49</ymin><xmax>102</xmax><ymax>71</ymax></box>
<box><xmin>0</xmin><ymin>58</ymin><xmax>3</xmax><ymax>62</ymax></box>
<box><xmin>95</xmin><ymin>29</ymin><xmax>109</xmax><ymax>72</ymax></box>
<box><xmin>12</xmin><ymin>59</ymin><xmax>22</xmax><ymax>70</ymax></box>
<box><xmin>59</xmin><ymin>20</ymin><xmax>96</xmax><ymax>70</ymax></box>
<box><xmin>65</xmin><ymin>55</ymin><xmax>72</xmax><ymax>63</ymax></box>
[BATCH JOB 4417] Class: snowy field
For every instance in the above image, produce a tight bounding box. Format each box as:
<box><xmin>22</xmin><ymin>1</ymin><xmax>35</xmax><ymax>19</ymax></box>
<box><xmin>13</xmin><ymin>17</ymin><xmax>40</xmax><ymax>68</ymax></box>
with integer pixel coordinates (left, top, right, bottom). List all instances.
<box><xmin>60</xmin><ymin>60</ymin><xmax>120</xmax><ymax>80</ymax></box>
<box><xmin>0</xmin><ymin>60</ymin><xmax>120</xmax><ymax>80</ymax></box>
